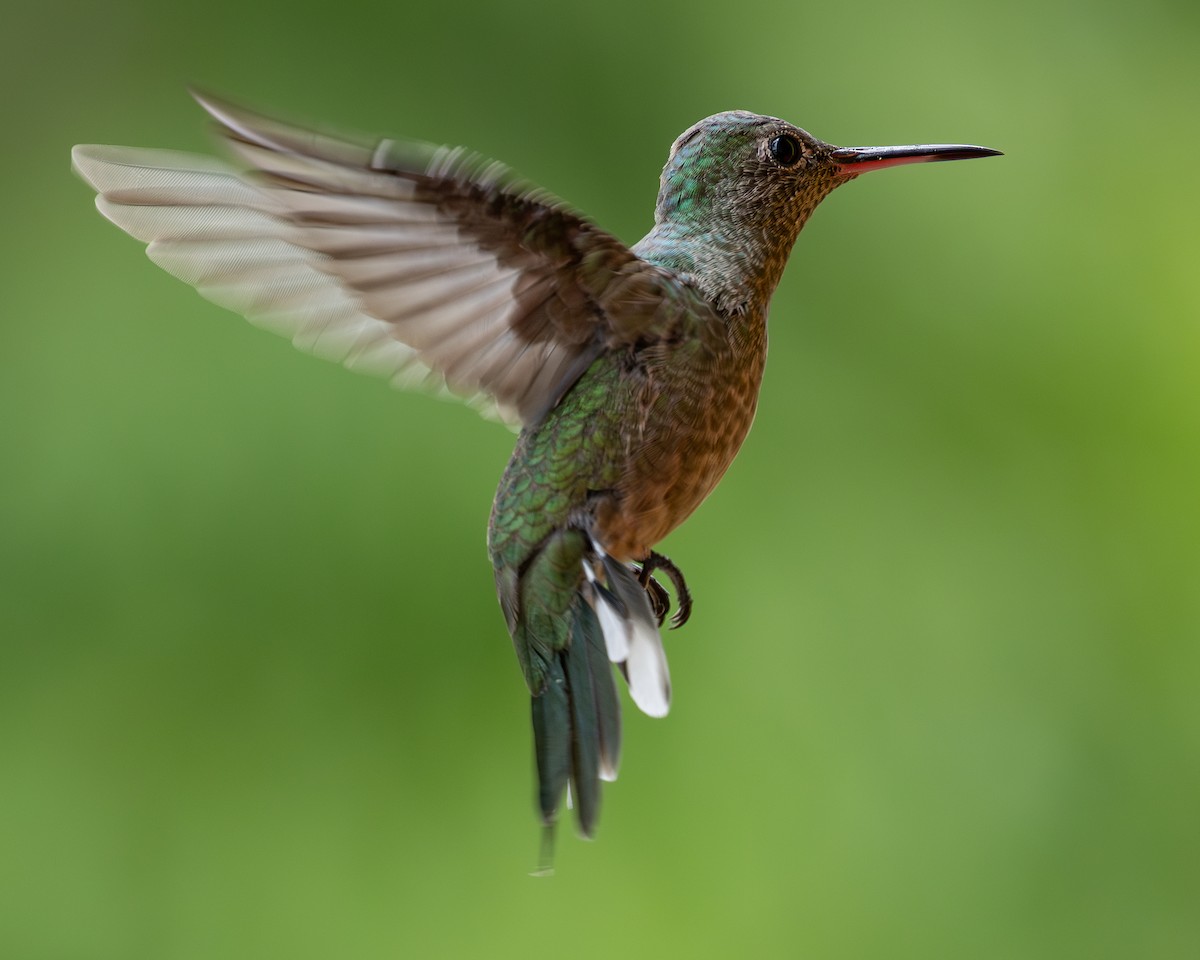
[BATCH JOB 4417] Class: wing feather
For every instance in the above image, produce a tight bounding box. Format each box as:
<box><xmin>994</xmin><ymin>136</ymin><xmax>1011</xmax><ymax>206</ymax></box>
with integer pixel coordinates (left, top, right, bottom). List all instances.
<box><xmin>72</xmin><ymin>92</ymin><xmax>714</xmax><ymax>427</ymax></box>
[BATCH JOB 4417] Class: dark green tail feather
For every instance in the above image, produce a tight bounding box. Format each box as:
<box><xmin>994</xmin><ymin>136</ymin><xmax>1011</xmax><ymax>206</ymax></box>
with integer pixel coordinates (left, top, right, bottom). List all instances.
<box><xmin>531</xmin><ymin>655</ymin><xmax>571</xmax><ymax>826</ymax></box>
<box><xmin>530</xmin><ymin>593</ymin><xmax>623</xmax><ymax>849</ymax></box>
<box><xmin>580</xmin><ymin>598</ymin><xmax>622</xmax><ymax>783</ymax></box>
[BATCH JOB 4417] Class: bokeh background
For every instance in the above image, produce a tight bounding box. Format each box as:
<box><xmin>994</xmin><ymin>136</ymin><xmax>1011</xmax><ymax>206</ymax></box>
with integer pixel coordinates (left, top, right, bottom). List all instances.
<box><xmin>3</xmin><ymin>0</ymin><xmax>1198</xmax><ymax>956</ymax></box>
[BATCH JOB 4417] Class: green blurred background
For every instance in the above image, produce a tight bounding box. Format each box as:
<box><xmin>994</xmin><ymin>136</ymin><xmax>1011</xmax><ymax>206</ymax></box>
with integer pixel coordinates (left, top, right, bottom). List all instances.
<box><xmin>3</xmin><ymin>0</ymin><xmax>1198</xmax><ymax>956</ymax></box>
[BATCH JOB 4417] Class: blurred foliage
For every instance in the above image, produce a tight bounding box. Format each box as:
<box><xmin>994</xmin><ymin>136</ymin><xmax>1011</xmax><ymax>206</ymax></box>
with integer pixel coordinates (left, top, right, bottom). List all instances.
<box><xmin>2</xmin><ymin>0</ymin><xmax>1198</xmax><ymax>956</ymax></box>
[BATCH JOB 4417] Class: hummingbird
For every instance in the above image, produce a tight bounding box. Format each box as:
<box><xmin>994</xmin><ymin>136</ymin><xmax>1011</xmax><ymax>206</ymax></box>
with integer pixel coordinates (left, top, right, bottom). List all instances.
<box><xmin>72</xmin><ymin>92</ymin><xmax>999</xmax><ymax>860</ymax></box>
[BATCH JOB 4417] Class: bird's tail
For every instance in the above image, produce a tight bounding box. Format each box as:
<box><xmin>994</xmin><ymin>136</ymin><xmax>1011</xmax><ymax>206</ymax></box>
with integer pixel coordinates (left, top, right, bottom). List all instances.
<box><xmin>531</xmin><ymin>593</ymin><xmax>620</xmax><ymax>866</ymax></box>
<box><xmin>528</xmin><ymin>542</ymin><xmax>671</xmax><ymax>870</ymax></box>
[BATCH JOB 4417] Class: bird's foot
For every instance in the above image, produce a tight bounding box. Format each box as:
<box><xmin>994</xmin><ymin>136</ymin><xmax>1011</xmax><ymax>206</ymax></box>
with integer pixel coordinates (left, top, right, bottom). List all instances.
<box><xmin>636</xmin><ymin>551</ymin><xmax>692</xmax><ymax>629</ymax></box>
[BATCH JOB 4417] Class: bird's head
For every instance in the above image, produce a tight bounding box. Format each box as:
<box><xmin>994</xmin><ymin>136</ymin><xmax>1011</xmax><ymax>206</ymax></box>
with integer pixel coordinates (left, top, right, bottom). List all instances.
<box><xmin>648</xmin><ymin>111</ymin><xmax>999</xmax><ymax>306</ymax></box>
<box><xmin>657</xmin><ymin>112</ymin><xmax>844</xmax><ymax>239</ymax></box>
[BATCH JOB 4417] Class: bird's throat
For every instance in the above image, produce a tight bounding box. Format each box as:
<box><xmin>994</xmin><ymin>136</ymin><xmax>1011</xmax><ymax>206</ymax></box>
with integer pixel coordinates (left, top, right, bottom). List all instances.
<box><xmin>632</xmin><ymin>220</ymin><xmax>795</xmax><ymax>316</ymax></box>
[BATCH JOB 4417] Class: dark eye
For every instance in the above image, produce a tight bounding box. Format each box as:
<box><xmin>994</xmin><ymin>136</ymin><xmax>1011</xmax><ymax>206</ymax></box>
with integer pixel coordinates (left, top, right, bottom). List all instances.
<box><xmin>768</xmin><ymin>134</ymin><xmax>803</xmax><ymax>167</ymax></box>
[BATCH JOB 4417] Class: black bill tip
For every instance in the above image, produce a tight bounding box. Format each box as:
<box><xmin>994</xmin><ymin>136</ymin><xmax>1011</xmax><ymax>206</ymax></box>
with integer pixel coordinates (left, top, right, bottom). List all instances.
<box><xmin>830</xmin><ymin>143</ymin><xmax>1003</xmax><ymax>173</ymax></box>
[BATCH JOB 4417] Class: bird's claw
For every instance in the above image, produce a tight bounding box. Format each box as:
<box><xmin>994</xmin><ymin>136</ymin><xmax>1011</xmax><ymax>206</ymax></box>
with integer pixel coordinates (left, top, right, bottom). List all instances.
<box><xmin>636</xmin><ymin>551</ymin><xmax>692</xmax><ymax>629</ymax></box>
<box><xmin>641</xmin><ymin>574</ymin><xmax>671</xmax><ymax>625</ymax></box>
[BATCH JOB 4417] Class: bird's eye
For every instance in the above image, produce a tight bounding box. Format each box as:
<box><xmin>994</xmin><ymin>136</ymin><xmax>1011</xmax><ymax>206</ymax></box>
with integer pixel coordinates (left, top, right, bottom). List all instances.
<box><xmin>768</xmin><ymin>134</ymin><xmax>803</xmax><ymax>167</ymax></box>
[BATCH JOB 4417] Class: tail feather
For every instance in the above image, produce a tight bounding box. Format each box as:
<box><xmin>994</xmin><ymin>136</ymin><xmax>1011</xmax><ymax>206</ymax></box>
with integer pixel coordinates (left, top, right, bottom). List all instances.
<box><xmin>513</xmin><ymin>529</ymin><xmax>668</xmax><ymax>855</ymax></box>
<box><xmin>597</xmin><ymin>553</ymin><xmax>672</xmax><ymax>718</ymax></box>
<box><xmin>563</xmin><ymin>610</ymin><xmax>601</xmax><ymax>834</ymax></box>
<box><xmin>532</xmin><ymin>594</ymin><xmax>623</xmax><ymax>841</ymax></box>
<box><xmin>530</xmin><ymin>654</ymin><xmax>571</xmax><ymax>827</ymax></box>
<box><xmin>582</xmin><ymin>607</ymin><xmax>622</xmax><ymax>783</ymax></box>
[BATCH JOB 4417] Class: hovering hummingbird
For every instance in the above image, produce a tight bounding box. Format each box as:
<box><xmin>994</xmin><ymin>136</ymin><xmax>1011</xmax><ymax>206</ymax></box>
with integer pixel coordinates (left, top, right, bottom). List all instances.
<box><xmin>72</xmin><ymin>92</ymin><xmax>999</xmax><ymax>860</ymax></box>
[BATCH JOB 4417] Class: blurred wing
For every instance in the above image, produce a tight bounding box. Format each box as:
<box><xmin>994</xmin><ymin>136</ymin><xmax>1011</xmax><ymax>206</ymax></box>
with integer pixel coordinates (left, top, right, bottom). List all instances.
<box><xmin>72</xmin><ymin>92</ymin><xmax>699</xmax><ymax>427</ymax></box>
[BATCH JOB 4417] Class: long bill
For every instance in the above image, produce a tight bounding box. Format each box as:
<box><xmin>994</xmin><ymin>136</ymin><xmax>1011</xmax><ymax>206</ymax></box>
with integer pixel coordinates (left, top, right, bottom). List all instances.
<box><xmin>830</xmin><ymin>143</ymin><xmax>1002</xmax><ymax>174</ymax></box>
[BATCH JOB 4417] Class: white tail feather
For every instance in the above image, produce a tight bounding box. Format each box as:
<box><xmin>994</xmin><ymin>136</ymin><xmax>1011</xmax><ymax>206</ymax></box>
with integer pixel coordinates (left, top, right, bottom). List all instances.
<box><xmin>624</xmin><ymin>618</ymin><xmax>671</xmax><ymax>718</ymax></box>
<box><xmin>582</xmin><ymin>561</ymin><xmax>629</xmax><ymax>662</ymax></box>
<box><xmin>581</xmin><ymin>552</ymin><xmax>671</xmax><ymax>719</ymax></box>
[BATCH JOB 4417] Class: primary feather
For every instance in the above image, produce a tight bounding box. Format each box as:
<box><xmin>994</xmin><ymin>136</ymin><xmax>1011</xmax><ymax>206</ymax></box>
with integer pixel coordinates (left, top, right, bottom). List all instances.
<box><xmin>72</xmin><ymin>91</ymin><xmax>693</xmax><ymax>428</ymax></box>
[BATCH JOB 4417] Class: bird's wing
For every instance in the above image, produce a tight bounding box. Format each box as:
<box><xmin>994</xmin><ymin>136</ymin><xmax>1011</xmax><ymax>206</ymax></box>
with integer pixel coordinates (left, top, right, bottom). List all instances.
<box><xmin>72</xmin><ymin>92</ymin><xmax>706</xmax><ymax>428</ymax></box>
